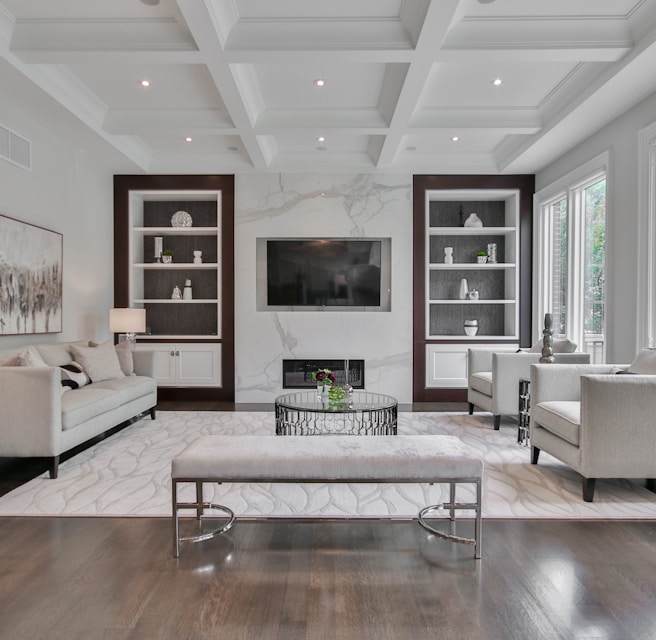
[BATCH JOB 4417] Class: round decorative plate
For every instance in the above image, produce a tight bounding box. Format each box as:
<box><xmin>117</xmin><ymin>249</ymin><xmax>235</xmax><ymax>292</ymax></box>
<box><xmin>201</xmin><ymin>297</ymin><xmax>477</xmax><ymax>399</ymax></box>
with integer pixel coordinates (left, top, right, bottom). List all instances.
<box><xmin>171</xmin><ymin>210</ymin><xmax>193</xmax><ymax>227</ymax></box>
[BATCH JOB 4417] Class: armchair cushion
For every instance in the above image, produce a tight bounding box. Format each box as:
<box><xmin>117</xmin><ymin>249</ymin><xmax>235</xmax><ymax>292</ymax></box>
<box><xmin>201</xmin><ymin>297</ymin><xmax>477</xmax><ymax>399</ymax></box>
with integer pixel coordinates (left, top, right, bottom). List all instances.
<box><xmin>470</xmin><ymin>371</ymin><xmax>492</xmax><ymax>396</ymax></box>
<box><xmin>627</xmin><ymin>348</ymin><xmax>656</xmax><ymax>374</ymax></box>
<box><xmin>532</xmin><ymin>401</ymin><xmax>581</xmax><ymax>446</ymax></box>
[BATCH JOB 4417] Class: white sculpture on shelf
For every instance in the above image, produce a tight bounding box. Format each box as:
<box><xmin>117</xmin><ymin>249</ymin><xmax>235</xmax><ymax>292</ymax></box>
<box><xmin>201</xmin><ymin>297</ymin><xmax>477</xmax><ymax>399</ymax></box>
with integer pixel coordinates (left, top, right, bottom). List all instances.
<box><xmin>444</xmin><ymin>247</ymin><xmax>453</xmax><ymax>264</ymax></box>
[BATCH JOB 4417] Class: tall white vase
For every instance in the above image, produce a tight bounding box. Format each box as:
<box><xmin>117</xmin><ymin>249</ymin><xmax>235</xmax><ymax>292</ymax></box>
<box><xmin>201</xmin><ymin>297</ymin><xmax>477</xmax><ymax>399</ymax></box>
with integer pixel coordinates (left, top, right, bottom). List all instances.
<box><xmin>459</xmin><ymin>278</ymin><xmax>469</xmax><ymax>300</ymax></box>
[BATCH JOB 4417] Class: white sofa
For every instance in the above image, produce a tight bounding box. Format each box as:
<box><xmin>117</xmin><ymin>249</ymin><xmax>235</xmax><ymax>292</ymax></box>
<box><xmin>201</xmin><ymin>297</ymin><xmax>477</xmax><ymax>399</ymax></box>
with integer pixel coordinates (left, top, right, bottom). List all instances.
<box><xmin>0</xmin><ymin>340</ymin><xmax>157</xmax><ymax>478</ymax></box>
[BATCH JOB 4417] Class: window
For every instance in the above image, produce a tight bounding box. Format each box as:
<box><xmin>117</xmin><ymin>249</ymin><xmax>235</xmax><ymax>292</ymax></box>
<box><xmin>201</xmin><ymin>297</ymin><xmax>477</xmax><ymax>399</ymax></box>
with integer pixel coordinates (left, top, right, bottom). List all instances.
<box><xmin>534</xmin><ymin>153</ymin><xmax>608</xmax><ymax>363</ymax></box>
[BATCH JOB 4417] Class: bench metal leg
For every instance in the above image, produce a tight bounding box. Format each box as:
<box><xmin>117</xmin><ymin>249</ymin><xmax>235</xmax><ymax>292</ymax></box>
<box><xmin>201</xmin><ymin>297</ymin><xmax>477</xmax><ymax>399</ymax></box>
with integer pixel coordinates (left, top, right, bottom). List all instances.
<box><xmin>418</xmin><ymin>479</ymin><xmax>482</xmax><ymax>559</ymax></box>
<box><xmin>172</xmin><ymin>480</ymin><xmax>236</xmax><ymax>557</ymax></box>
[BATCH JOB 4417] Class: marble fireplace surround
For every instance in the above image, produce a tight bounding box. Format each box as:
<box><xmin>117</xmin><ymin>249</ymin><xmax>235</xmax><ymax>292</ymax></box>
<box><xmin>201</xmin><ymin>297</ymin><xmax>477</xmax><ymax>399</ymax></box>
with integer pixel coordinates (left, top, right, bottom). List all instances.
<box><xmin>235</xmin><ymin>173</ymin><xmax>413</xmax><ymax>404</ymax></box>
<box><xmin>282</xmin><ymin>359</ymin><xmax>365</xmax><ymax>389</ymax></box>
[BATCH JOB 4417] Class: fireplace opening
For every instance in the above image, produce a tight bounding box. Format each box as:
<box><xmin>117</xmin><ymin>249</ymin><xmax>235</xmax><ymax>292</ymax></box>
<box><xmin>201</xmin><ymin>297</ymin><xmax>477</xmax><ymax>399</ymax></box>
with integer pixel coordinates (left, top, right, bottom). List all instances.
<box><xmin>282</xmin><ymin>359</ymin><xmax>365</xmax><ymax>389</ymax></box>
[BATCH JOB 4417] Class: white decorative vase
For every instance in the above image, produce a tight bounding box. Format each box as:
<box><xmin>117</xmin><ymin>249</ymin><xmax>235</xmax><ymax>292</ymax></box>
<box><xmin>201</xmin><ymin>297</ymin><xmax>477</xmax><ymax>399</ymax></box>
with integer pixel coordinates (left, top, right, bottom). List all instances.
<box><xmin>464</xmin><ymin>320</ymin><xmax>479</xmax><ymax>336</ymax></box>
<box><xmin>193</xmin><ymin>250</ymin><xmax>203</xmax><ymax>264</ymax></box>
<box><xmin>459</xmin><ymin>278</ymin><xmax>469</xmax><ymax>300</ymax></box>
<box><xmin>464</xmin><ymin>213</ymin><xmax>483</xmax><ymax>228</ymax></box>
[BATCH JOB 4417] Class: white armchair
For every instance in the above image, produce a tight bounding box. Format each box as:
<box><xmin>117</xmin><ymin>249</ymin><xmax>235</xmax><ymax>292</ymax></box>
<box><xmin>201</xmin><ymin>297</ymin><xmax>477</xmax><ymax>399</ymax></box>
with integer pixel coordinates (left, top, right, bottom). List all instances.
<box><xmin>530</xmin><ymin>363</ymin><xmax>656</xmax><ymax>501</ymax></box>
<box><xmin>467</xmin><ymin>347</ymin><xmax>590</xmax><ymax>430</ymax></box>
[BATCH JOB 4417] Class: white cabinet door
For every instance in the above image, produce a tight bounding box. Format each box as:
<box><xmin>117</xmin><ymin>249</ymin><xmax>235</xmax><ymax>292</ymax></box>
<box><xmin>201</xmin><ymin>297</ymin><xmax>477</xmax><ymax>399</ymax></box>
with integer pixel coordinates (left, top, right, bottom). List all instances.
<box><xmin>426</xmin><ymin>344</ymin><xmax>470</xmax><ymax>388</ymax></box>
<box><xmin>147</xmin><ymin>345</ymin><xmax>178</xmax><ymax>385</ymax></box>
<box><xmin>425</xmin><ymin>343</ymin><xmax>518</xmax><ymax>388</ymax></box>
<box><xmin>138</xmin><ymin>343</ymin><xmax>221</xmax><ymax>387</ymax></box>
<box><xmin>176</xmin><ymin>344</ymin><xmax>221</xmax><ymax>386</ymax></box>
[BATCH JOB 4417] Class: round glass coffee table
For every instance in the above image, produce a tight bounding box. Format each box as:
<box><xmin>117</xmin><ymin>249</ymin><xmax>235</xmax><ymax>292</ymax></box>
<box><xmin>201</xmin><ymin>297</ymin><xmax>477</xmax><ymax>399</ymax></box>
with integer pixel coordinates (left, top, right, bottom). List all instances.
<box><xmin>275</xmin><ymin>390</ymin><xmax>398</xmax><ymax>436</ymax></box>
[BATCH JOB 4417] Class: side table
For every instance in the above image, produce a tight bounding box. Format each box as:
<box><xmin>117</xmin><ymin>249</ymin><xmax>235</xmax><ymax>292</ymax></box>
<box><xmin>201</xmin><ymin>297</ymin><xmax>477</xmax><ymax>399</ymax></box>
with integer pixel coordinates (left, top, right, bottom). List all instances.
<box><xmin>518</xmin><ymin>378</ymin><xmax>530</xmax><ymax>445</ymax></box>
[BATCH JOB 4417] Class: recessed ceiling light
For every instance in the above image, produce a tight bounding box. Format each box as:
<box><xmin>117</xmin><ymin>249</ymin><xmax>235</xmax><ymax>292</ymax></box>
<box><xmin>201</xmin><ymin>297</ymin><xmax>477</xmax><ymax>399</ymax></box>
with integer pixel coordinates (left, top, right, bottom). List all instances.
<box><xmin>406</xmin><ymin>146</ymin><xmax>417</xmax><ymax>152</ymax></box>
<box><xmin>317</xmin><ymin>136</ymin><xmax>326</xmax><ymax>143</ymax></box>
<box><xmin>313</xmin><ymin>79</ymin><xmax>325</xmax><ymax>87</ymax></box>
<box><xmin>316</xmin><ymin>146</ymin><xmax>327</xmax><ymax>151</ymax></box>
<box><xmin>492</xmin><ymin>77</ymin><xmax>503</xmax><ymax>86</ymax></box>
<box><xmin>184</xmin><ymin>137</ymin><xmax>192</xmax><ymax>143</ymax></box>
<box><xmin>140</xmin><ymin>0</ymin><xmax>160</xmax><ymax>5</ymax></box>
<box><xmin>451</xmin><ymin>136</ymin><xmax>460</xmax><ymax>142</ymax></box>
<box><xmin>227</xmin><ymin>146</ymin><xmax>239</xmax><ymax>151</ymax></box>
<box><xmin>140</xmin><ymin>79</ymin><xmax>150</xmax><ymax>88</ymax></box>
<box><xmin>477</xmin><ymin>0</ymin><xmax>496</xmax><ymax>4</ymax></box>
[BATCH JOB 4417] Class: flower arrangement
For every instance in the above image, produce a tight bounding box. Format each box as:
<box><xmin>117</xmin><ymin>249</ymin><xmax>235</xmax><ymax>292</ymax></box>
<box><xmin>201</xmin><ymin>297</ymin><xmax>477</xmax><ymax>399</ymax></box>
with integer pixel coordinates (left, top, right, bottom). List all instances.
<box><xmin>312</xmin><ymin>368</ymin><xmax>336</xmax><ymax>385</ymax></box>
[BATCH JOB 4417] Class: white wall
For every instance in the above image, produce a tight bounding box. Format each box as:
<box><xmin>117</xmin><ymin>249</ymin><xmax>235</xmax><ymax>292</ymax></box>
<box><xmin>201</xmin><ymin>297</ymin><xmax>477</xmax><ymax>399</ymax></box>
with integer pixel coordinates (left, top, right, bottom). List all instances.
<box><xmin>234</xmin><ymin>173</ymin><xmax>413</xmax><ymax>403</ymax></box>
<box><xmin>0</xmin><ymin>63</ymin><xmax>139</xmax><ymax>349</ymax></box>
<box><xmin>536</xmin><ymin>89</ymin><xmax>656</xmax><ymax>363</ymax></box>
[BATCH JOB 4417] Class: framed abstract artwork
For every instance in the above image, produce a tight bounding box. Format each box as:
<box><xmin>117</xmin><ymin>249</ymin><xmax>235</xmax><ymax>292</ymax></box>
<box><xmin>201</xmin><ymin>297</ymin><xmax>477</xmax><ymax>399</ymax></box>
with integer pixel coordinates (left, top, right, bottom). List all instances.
<box><xmin>0</xmin><ymin>214</ymin><xmax>63</xmax><ymax>335</ymax></box>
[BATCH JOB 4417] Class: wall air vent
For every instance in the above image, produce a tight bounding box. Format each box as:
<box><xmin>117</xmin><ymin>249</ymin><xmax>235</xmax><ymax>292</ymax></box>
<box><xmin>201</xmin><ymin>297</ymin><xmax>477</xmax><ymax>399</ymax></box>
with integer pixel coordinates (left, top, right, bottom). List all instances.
<box><xmin>0</xmin><ymin>124</ymin><xmax>31</xmax><ymax>170</ymax></box>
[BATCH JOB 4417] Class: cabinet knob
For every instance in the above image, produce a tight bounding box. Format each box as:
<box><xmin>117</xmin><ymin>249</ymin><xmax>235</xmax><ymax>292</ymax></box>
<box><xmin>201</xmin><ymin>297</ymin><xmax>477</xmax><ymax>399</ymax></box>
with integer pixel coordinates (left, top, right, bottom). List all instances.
<box><xmin>175</xmin><ymin>350</ymin><xmax>180</xmax><ymax>356</ymax></box>
<box><xmin>170</xmin><ymin>350</ymin><xmax>175</xmax><ymax>356</ymax></box>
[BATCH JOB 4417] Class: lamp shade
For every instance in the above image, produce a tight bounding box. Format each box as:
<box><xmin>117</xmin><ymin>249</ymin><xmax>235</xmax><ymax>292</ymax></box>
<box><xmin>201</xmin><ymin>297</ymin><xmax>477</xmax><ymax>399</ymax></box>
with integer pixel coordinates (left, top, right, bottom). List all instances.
<box><xmin>109</xmin><ymin>308</ymin><xmax>146</xmax><ymax>334</ymax></box>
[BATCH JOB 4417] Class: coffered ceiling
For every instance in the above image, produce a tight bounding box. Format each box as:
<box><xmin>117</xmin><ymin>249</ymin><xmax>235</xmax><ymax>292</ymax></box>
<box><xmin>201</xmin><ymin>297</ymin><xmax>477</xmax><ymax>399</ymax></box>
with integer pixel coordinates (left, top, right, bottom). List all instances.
<box><xmin>1</xmin><ymin>0</ymin><xmax>656</xmax><ymax>174</ymax></box>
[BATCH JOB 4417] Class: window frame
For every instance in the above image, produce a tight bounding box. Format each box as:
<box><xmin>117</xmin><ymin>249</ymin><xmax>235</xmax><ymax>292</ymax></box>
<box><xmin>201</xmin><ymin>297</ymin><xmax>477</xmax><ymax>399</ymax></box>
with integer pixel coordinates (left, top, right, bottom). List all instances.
<box><xmin>533</xmin><ymin>151</ymin><xmax>609</xmax><ymax>359</ymax></box>
<box><xmin>637</xmin><ymin>121</ymin><xmax>656</xmax><ymax>350</ymax></box>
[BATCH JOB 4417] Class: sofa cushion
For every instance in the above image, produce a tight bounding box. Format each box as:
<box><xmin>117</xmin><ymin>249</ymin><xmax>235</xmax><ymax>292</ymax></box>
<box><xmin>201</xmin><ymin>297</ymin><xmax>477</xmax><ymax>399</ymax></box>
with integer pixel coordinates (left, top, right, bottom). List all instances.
<box><xmin>70</xmin><ymin>341</ymin><xmax>124</xmax><ymax>382</ymax></box>
<box><xmin>60</xmin><ymin>376</ymin><xmax>154</xmax><ymax>430</ymax></box>
<box><xmin>533</xmin><ymin>401</ymin><xmax>581</xmax><ymax>446</ymax></box>
<box><xmin>470</xmin><ymin>371</ymin><xmax>493</xmax><ymax>396</ymax></box>
<box><xmin>89</xmin><ymin>375</ymin><xmax>155</xmax><ymax>402</ymax></box>
<box><xmin>61</xmin><ymin>386</ymin><xmax>121</xmax><ymax>430</ymax></box>
<box><xmin>529</xmin><ymin>338</ymin><xmax>577</xmax><ymax>353</ymax></box>
<box><xmin>627</xmin><ymin>348</ymin><xmax>656</xmax><ymax>374</ymax></box>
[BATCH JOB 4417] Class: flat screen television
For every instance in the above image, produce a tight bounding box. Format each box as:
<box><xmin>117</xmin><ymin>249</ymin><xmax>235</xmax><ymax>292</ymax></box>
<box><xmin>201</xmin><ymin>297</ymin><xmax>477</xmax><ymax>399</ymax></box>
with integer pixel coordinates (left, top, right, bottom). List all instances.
<box><xmin>256</xmin><ymin>238</ymin><xmax>391</xmax><ymax>311</ymax></box>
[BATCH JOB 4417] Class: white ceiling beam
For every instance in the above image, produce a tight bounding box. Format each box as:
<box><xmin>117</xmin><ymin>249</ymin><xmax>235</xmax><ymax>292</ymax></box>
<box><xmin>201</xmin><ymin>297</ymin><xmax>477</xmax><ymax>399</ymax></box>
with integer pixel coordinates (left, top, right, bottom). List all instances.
<box><xmin>255</xmin><ymin>109</ymin><xmax>388</xmax><ymax>130</ymax></box>
<box><xmin>103</xmin><ymin>109</ymin><xmax>235</xmax><ymax>134</ymax></box>
<box><xmin>411</xmin><ymin>108</ymin><xmax>541</xmax><ymax>132</ymax></box>
<box><xmin>176</xmin><ymin>0</ymin><xmax>270</xmax><ymax>168</ymax></box>
<box><xmin>375</xmin><ymin>0</ymin><xmax>461</xmax><ymax>168</ymax></box>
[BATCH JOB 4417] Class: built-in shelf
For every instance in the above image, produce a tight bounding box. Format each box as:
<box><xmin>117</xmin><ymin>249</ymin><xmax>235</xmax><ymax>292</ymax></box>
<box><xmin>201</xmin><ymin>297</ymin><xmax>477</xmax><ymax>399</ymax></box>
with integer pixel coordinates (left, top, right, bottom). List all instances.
<box><xmin>133</xmin><ymin>226</ymin><xmax>218</xmax><ymax>236</ymax></box>
<box><xmin>412</xmin><ymin>175</ymin><xmax>534</xmax><ymax>402</ymax></box>
<box><xmin>134</xmin><ymin>263</ymin><xmax>219</xmax><ymax>269</ymax></box>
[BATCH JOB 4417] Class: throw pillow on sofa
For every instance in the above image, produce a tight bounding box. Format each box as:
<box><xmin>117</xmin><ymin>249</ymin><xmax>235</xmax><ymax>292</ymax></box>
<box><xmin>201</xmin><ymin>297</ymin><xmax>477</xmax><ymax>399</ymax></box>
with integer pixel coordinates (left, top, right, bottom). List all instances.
<box><xmin>89</xmin><ymin>340</ymin><xmax>135</xmax><ymax>376</ymax></box>
<box><xmin>71</xmin><ymin>341</ymin><xmax>125</xmax><ymax>382</ymax></box>
<box><xmin>16</xmin><ymin>346</ymin><xmax>50</xmax><ymax>367</ymax></box>
<box><xmin>60</xmin><ymin>362</ymin><xmax>91</xmax><ymax>391</ymax></box>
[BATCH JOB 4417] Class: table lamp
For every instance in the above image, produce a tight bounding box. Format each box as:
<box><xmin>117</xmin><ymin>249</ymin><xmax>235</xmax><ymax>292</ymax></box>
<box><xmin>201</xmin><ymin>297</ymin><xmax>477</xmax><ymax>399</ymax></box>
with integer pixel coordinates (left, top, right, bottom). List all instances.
<box><xmin>109</xmin><ymin>308</ymin><xmax>146</xmax><ymax>348</ymax></box>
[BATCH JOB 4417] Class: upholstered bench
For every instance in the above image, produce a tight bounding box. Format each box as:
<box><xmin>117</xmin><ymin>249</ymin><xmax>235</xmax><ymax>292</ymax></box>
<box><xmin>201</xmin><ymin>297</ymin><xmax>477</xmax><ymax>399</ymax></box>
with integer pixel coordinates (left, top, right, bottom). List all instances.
<box><xmin>171</xmin><ymin>434</ymin><xmax>483</xmax><ymax>558</ymax></box>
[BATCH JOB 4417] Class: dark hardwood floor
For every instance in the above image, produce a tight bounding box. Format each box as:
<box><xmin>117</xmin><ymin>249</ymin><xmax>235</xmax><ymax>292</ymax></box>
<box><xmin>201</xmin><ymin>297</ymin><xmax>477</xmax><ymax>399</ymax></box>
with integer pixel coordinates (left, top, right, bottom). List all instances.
<box><xmin>1</xmin><ymin>517</ymin><xmax>655</xmax><ymax>639</ymax></box>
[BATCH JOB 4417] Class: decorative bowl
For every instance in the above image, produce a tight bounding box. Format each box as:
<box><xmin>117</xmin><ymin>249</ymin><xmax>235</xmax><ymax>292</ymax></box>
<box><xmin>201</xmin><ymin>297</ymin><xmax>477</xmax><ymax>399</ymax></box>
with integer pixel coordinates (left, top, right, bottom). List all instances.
<box><xmin>171</xmin><ymin>210</ymin><xmax>193</xmax><ymax>227</ymax></box>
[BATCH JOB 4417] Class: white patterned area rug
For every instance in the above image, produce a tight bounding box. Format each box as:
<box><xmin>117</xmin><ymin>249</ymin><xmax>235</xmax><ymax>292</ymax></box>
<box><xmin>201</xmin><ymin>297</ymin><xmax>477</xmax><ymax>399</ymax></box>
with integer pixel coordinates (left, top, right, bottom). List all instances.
<box><xmin>1</xmin><ymin>411</ymin><xmax>655</xmax><ymax>519</ymax></box>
